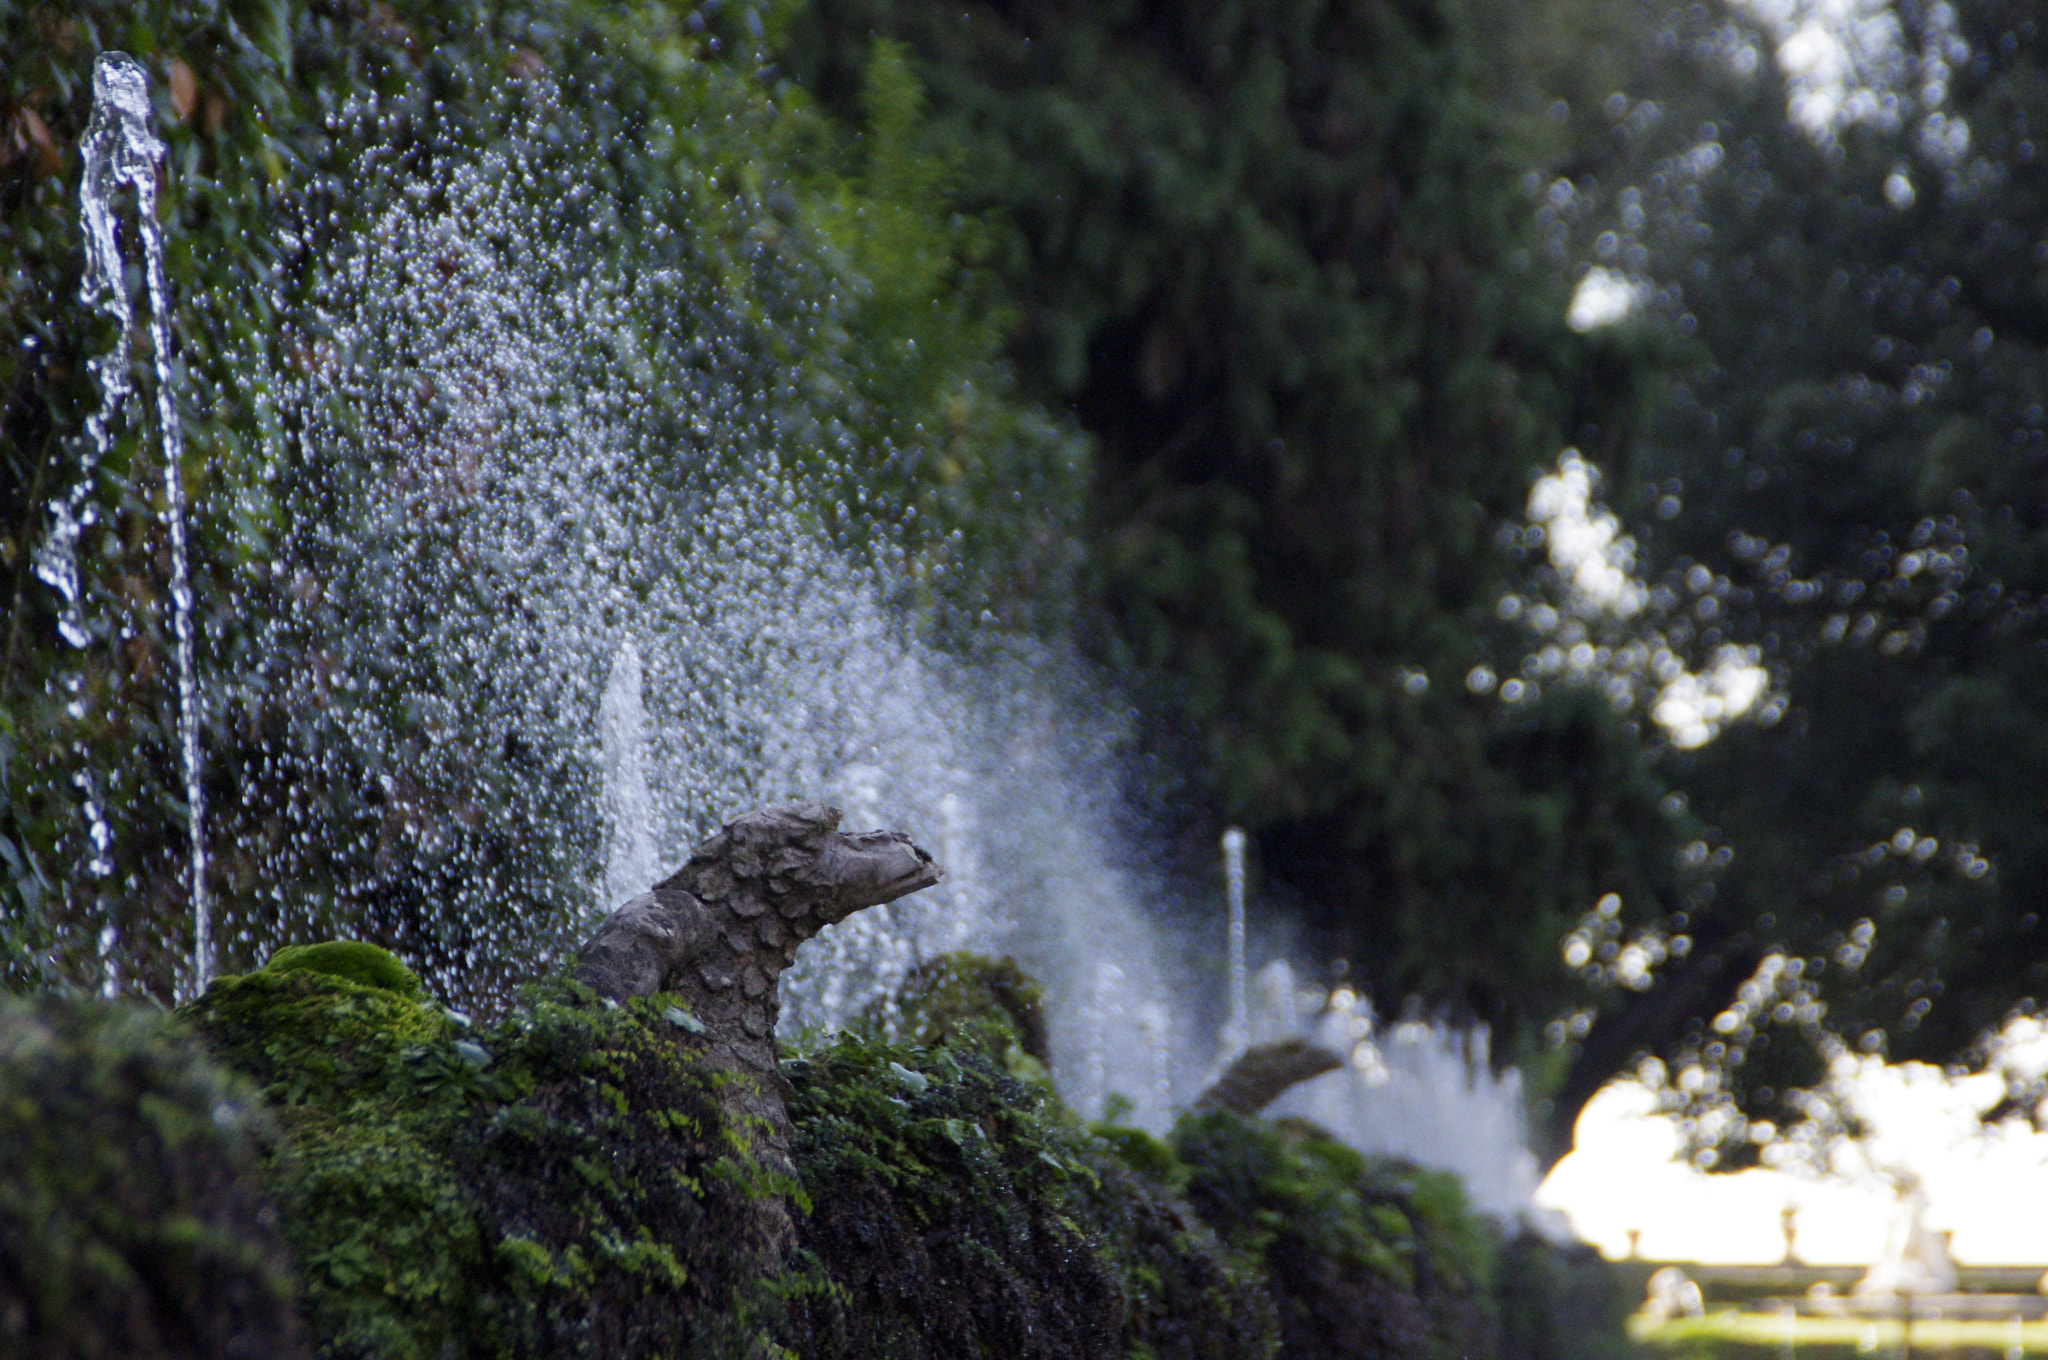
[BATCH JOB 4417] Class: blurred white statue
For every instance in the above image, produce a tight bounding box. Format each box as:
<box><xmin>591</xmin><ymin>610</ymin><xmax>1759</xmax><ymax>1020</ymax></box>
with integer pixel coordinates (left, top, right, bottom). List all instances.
<box><xmin>1855</xmin><ymin>1170</ymin><xmax>1956</xmax><ymax>1299</ymax></box>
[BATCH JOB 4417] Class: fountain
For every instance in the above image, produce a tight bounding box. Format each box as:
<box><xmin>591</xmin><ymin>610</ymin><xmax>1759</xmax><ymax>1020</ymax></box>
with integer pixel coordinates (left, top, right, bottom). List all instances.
<box><xmin>1219</xmin><ymin>825</ymin><xmax>1249</xmax><ymax>1063</ymax></box>
<box><xmin>35</xmin><ymin>56</ymin><xmax>1549</xmax><ymax>1223</ymax></box>
<box><xmin>599</xmin><ymin>639</ymin><xmax>658</xmax><ymax>910</ymax></box>
<box><xmin>40</xmin><ymin>55</ymin><xmax>211</xmax><ymax>996</ymax></box>
<box><xmin>1224</xmin><ymin>953</ymin><xmax>1545</xmax><ymax>1218</ymax></box>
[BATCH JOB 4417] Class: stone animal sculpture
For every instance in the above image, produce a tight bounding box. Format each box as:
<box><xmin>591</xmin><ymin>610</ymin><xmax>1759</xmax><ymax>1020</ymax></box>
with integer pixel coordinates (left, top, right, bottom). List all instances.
<box><xmin>571</xmin><ymin>801</ymin><xmax>941</xmax><ymax>1253</ymax></box>
<box><xmin>1193</xmin><ymin>1036</ymin><xmax>1344</xmax><ymax>1117</ymax></box>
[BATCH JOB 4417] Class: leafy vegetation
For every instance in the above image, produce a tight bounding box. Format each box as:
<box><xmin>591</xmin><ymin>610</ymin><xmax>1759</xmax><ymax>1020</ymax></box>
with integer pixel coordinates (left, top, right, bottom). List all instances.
<box><xmin>774</xmin><ymin>0</ymin><xmax>1699</xmax><ymax>1142</ymax></box>
<box><xmin>0</xmin><ymin>992</ymin><xmax>308</xmax><ymax>1358</ymax></box>
<box><xmin>1172</xmin><ymin>1109</ymin><xmax>1493</xmax><ymax>1360</ymax></box>
<box><xmin>183</xmin><ymin>944</ymin><xmax>782</xmax><ymax>1359</ymax></box>
<box><xmin>2</xmin><ymin>946</ymin><xmax>1642</xmax><ymax>1359</ymax></box>
<box><xmin>784</xmin><ymin>1029</ymin><xmax>1279</xmax><ymax>1360</ymax></box>
<box><xmin>1492</xmin><ymin>0</ymin><xmax>2048</xmax><ymax>1163</ymax></box>
<box><xmin>776</xmin><ymin>0</ymin><xmax>2048</xmax><ymax>1160</ymax></box>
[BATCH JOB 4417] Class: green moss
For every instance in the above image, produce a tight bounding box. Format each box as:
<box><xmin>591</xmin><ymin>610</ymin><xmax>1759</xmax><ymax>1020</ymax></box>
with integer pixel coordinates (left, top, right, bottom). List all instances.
<box><xmin>0</xmin><ymin>995</ymin><xmax>309</xmax><ymax>1358</ymax></box>
<box><xmin>182</xmin><ymin>967</ymin><xmax>490</xmax><ymax>1357</ymax></box>
<box><xmin>183</xmin><ymin>970</ymin><xmax>779</xmax><ymax>1359</ymax></box>
<box><xmin>1089</xmin><ymin>1119</ymin><xmax>1189</xmax><ymax>1194</ymax></box>
<box><xmin>1175</xmin><ymin>1110</ymin><xmax>1407</xmax><ymax>1283</ymax></box>
<box><xmin>450</xmin><ymin>983</ymin><xmax>785</xmax><ymax>1359</ymax></box>
<box><xmin>877</xmin><ymin>950</ymin><xmax>1052</xmax><ymax>1066</ymax></box>
<box><xmin>265</xmin><ymin>941</ymin><xmax>427</xmax><ymax>1000</ymax></box>
<box><xmin>1172</xmin><ymin>1110</ymin><xmax>1503</xmax><ymax>1360</ymax></box>
<box><xmin>138</xmin><ymin>941</ymin><xmax>1634</xmax><ymax>1360</ymax></box>
<box><xmin>1495</xmin><ymin>1230</ymin><xmax>1650</xmax><ymax>1360</ymax></box>
<box><xmin>1354</xmin><ymin>1158</ymin><xmax>1498</xmax><ymax>1360</ymax></box>
<box><xmin>184</xmin><ymin>965</ymin><xmax>450</xmax><ymax>1108</ymax></box>
<box><xmin>783</xmin><ymin>1031</ymin><xmax>1275</xmax><ymax>1360</ymax></box>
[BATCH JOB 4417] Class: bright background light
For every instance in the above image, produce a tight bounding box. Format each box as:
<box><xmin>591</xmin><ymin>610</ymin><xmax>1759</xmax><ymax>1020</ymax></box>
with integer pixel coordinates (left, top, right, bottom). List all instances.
<box><xmin>1539</xmin><ymin>1070</ymin><xmax>2048</xmax><ymax>1265</ymax></box>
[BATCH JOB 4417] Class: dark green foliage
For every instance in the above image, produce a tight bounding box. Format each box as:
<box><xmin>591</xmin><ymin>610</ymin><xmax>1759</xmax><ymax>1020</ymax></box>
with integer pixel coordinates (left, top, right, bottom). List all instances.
<box><xmin>179</xmin><ymin>964</ymin><xmax>487</xmax><ymax>1358</ymax></box>
<box><xmin>446</xmin><ymin>985</ymin><xmax>782</xmax><ymax>1360</ymax></box>
<box><xmin>778</xmin><ymin>0</ymin><xmax>1679</xmax><ymax>1109</ymax></box>
<box><xmin>1506</xmin><ymin>0</ymin><xmax>2048</xmax><ymax>1159</ymax></box>
<box><xmin>8</xmin><ymin>946</ymin><xmax>1647</xmax><ymax>1360</ymax></box>
<box><xmin>0</xmin><ymin>994</ymin><xmax>308</xmax><ymax>1360</ymax></box>
<box><xmin>188</xmin><ymin>961</ymin><xmax>444</xmax><ymax>1096</ymax></box>
<box><xmin>191</xmin><ymin>945</ymin><xmax>1282</xmax><ymax>1360</ymax></box>
<box><xmin>783</xmin><ymin>1032</ymin><xmax>1278</xmax><ymax>1360</ymax></box>
<box><xmin>1157</xmin><ymin>1097</ymin><xmax>1649</xmax><ymax>1360</ymax></box>
<box><xmin>881</xmin><ymin>948</ymin><xmax>1051</xmax><ymax>1062</ymax></box>
<box><xmin>1172</xmin><ymin>1109</ymin><xmax>1490</xmax><ymax>1360</ymax></box>
<box><xmin>822</xmin><ymin>953</ymin><xmax>1650</xmax><ymax>1360</ymax></box>
<box><xmin>1493</xmin><ymin>1229</ymin><xmax>1647</xmax><ymax>1360</ymax></box>
<box><xmin>184</xmin><ymin>967</ymin><xmax>779</xmax><ymax>1360</ymax></box>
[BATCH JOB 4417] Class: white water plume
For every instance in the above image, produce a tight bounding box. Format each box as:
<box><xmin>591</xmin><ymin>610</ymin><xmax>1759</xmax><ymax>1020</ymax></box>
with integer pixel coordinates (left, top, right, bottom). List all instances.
<box><xmin>1237</xmin><ymin>958</ymin><xmax>1546</xmax><ymax>1219</ymax></box>
<box><xmin>599</xmin><ymin>639</ymin><xmax>658</xmax><ymax>909</ymax></box>
<box><xmin>1219</xmin><ymin>826</ymin><xmax>1249</xmax><ymax>1062</ymax></box>
<box><xmin>241</xmin><ymin>91</ymin><xmax>1207</xmax><ymax>1132</ymax></box>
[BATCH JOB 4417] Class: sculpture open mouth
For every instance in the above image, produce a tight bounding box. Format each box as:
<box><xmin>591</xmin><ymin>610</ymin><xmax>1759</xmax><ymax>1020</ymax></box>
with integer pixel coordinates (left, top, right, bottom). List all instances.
<box><xmin>813</xmin><ymin>829</ymin><xmax>943</xmax><ymax>921</ymax></box>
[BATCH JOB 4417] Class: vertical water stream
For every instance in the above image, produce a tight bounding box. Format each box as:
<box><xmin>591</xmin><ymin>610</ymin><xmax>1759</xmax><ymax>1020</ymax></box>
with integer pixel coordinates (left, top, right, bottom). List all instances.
<box><xmin>44</xmin><ymin>53</ymin><xmax>211</xmax><ymax>993</ymax></box>
<box><xmin>600</xmin><ymin>639</ymin><xmax>658</xmax><ymax>909</ymax></box>
<box><xmin>1220</xmin><ymin>826</ymin><xmax>1248</xmax><ymax>1062</ymax></box>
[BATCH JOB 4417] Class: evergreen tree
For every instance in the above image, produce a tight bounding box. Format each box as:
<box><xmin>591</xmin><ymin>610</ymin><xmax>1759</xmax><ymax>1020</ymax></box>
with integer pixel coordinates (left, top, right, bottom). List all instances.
<box><xmin>782</xmin><ymin>0</ymin><xmax>1688</xmax><ymax>1152</ymax></box>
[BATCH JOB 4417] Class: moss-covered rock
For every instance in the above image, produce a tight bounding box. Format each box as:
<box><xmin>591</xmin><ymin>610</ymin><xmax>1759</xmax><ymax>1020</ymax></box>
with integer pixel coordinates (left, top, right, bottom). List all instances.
<box><xmin>6</xmin><ymin>944</ymin><xmax>1650</xmax><ymax>1360</ymax></box>
<box><xmin>263</xmin><ymin>942</ymin><xmax>429</xmax><ymax>1000</ymax></box>
<box><xmin>178</xmin><ymin>942</ymin><xmax>1280</xmax><ymax>1359</ymax></box>
<box><xmin>881</xmin><ymin>951</ymin><xmax>1052</xmax><ymax>1065</ymax></box>
<box><xmin>183</xmin><ymin>966</ymin><xmax>779</xmax><ymax>1360</ymax></box>
<box><xmin>1494</xmin><ymin>1229</ymin><xmax>1649</xmax><ymax>1360</ymax></box>
<box><xmin>0</xmin><ymin>995</ymin><xmax>308</xmax><ymax>1360</ymax></box>
<box><xmin>783</xmin><ymin>1032</ymin><xmax>1276</xmax><ymax>1360</ymax></box>
<box><xmin>1351</xmin><ymin>1153</ymin><xmax>1498</xmax><ymax>1360</ymax></box>
<box><xmin>1170</xmin><ymin>1109</ymin><xmax>1498</xmax><ymax>1360</ymax></box>
<box><xmin>183</xmin><ymin>950</ymin><xmax>449</xmax><ymax>1106</ymax></box>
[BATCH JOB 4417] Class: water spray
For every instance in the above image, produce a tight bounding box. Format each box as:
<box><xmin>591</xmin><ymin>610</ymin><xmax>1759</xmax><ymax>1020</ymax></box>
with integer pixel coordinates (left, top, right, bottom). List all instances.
<box><xmin>1220</xmin><ymin>825</ymin><xmax>1248</xmax><ymax>1062</ymax></box>
<box><xmin>50</xmin><ymin>53</ymin><xmax>210</xmax><ymax>995</ymax></box>
<box><xmin>600</xmin><ymin>637</ymin><xmax>658</xmax><ymax>909</ymax></box>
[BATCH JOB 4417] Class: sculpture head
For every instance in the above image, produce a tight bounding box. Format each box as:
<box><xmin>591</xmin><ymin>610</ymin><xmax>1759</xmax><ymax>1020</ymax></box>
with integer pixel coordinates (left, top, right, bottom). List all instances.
<box><xmin>661</xmin><ymin>800</ymin><xmax>941</xmax><ymax>936</ymax></box>
<box><xmin>571</xmin><ymin>800</ymin><xmax>944</xmax><ymax>1264</ymax></box>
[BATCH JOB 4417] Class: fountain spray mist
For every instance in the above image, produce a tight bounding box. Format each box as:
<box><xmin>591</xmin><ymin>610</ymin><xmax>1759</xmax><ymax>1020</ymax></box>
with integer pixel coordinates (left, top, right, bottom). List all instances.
<box><xmin>44</xmin><ymin>74</ymin><xmax>1545</xmax><ymax>1214</ymax></box>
